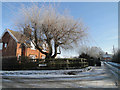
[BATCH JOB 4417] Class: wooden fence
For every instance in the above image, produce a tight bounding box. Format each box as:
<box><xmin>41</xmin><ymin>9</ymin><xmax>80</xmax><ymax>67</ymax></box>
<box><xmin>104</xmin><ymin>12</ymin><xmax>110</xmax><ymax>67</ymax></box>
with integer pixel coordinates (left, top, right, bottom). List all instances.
<box><xmin>32</xmin><ymin>58</ymin><xmax>88</xmax><ymax>69</ymax></box>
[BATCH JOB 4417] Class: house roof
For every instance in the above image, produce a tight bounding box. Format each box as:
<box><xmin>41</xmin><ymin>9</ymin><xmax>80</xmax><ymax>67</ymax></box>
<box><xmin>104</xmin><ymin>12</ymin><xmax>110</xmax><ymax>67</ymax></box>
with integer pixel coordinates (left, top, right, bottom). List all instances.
<box><xmin>7</xmin><ymin>29</ymin><xmax>27</xmax><ymax>43</ymax></box>
<box><xmin>103</xmin><ymin>54</ymin><xmax>112</xmax><ymax>58</ymax></box>
<box><xmin>5</xmin><ymin>29</ymin><xmax>31</xmax><ymax>48</ymax></box>
<box><xmin>2</xmin><ymin>29</ymin><xmax>47</xmax><ymax>49</ymax></box>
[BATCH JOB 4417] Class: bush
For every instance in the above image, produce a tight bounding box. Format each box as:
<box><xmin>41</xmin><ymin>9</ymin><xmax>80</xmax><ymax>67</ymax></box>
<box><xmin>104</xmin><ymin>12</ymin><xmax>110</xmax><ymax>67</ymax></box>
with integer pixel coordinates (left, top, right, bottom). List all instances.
<box><xmin>87</xmin><ymin>59</ymin><xmax>95</xmax><ymax>66</ymax></box>
<box><xmin>44</xmin><ymin>58</ymin><xmax>88</xmax><ymax>69</ymax></box>
<box><xmin>2</xmin><ymin>56</ymin><xmax>19</xmax><ymax>70</ymax></box>
<box><xmin>79</xmin><ymin>53</ymin><xmax>101</xmax><ymax>66</ymax></box>
<box><xmin>18</xmin><ymin>56</ymin><xmax>38</xmax><ymax>70</ymax></box>
<box><xmin>2</xmin><ymin>57</ymin><xmax>88</xmax><ymax>70</ymax></box>
<box><xmin>2</xmin><ymin>56</ymin><xmax>38</xmax><ymax>70</ymax></box>
<box><xmin>112</xmin><ymin>50</ymin><xmax>120</xmax><ymax>64</ymax></box>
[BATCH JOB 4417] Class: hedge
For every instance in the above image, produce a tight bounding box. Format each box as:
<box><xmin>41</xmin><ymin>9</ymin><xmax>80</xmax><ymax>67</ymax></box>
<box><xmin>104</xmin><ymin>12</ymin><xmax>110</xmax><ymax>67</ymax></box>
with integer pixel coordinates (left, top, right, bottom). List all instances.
<box><xmin>2</xmin><ymin>57</ymin><xmax>88</xmax><ymax>70</ymax></box>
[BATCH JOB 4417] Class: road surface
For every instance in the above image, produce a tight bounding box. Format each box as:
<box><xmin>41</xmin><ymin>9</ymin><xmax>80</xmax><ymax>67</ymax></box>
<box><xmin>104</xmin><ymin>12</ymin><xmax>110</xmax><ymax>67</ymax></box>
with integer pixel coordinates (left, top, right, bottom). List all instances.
<box><xmin>1</xmin><ymin>62</ymin><xmax>119</xmax><ymax>88</ymax></box>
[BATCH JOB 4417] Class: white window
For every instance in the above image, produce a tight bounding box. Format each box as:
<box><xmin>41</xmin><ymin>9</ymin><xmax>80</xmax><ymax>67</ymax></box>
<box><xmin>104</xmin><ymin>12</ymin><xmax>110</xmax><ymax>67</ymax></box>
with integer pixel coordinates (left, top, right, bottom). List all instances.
<box><xmin>5</xmin><ymin>43</ymin><xmax>7</xmax><ymax>48</ymax></box>
<box><xmin>31</xmin><ymin>42</ymin><xmax>36</xmax><ymax>50</ymax></box>
<box><xmin>41</xmin><ymin>55</ymin><xmax>45</xmax><ymax>59</ymax></box>
<box><xmin>18</xmin><ymin>54</ymin><xmax>21</xmax><ymax>58</ymax></box>
<box><xmin>30</xmin><ymin>55</ymin><xmax>36</xmax><ymax>59</ymax></box>
<box><xmin>42</xmin><ymin>43</ymin><xmax>48</xmax><ymax>52</ymax></box>
<box><xmin>17</xmin><ymin>54</ymin><xmax>21</xmax><ymax>60</ymax></box>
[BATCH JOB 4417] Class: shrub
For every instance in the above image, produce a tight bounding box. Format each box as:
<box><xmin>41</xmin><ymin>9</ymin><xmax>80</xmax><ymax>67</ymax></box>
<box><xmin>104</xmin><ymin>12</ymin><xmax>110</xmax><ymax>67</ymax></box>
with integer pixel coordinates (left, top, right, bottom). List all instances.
<box><xmin>44</xmin><ymin>58</ymin><xmax>88</xmax><ymax>69</ymax></box>
<box><xmin>18</xmin><ymin>56</ymin><xmax>38</xmax><ymax>69</ymax></box>
<box><xmin>112</xmin><ymin>50</ymin><xmax>120</xmax><ymax>64</ymax></box>
<box><xmin>2</xmin><ymin>57</ymin><xmax>88</xmax><ymax>70</ymax></box>
<box><xmin>2</xmin><ymin>56</ymin><xmax>19</xmax><ymax>70</ymax></box>
<box><xmin>2</xmin><ymin>56</ymin><xmax>38</xmax><ymax>70</ymax></box>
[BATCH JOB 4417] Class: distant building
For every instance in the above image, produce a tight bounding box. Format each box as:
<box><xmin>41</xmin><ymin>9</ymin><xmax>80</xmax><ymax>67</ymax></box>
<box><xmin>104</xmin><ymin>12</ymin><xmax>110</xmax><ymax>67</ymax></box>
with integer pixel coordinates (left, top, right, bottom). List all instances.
<box><xmin>102</xmin><ymin>52</ymin><xmax>112</xmax><ymax>61</ymax></box>
<box><xmin>1</xmin><ymin>29</ymin><xmax>47</xmax><ymax>59</ymax></box>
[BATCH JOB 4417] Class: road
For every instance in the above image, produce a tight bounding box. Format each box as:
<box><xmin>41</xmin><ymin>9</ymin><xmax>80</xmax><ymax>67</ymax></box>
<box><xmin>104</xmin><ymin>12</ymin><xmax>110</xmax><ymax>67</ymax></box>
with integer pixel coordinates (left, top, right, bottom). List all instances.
<box><xmin>1</xmin><ymin>62</ymin><xmax>119</xmax><ymax>88</ymax></box>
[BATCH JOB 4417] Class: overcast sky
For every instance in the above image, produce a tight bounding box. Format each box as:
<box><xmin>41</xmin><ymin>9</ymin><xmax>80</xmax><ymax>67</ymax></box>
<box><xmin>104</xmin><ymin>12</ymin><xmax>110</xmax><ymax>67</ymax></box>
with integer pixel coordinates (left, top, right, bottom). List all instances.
<box><xmin>0</xmin><ymin>2</ymin><xmax>118</xmax><ymax>57</ymax></box>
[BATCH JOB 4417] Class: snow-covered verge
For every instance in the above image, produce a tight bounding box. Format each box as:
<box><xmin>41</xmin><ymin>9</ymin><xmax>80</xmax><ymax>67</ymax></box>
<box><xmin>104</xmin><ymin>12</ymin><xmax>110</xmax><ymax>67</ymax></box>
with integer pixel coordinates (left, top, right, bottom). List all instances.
<box><xmin>1</xmin><ymin>65</ymin><xmax>109</xmax><ymax>81</ymax></box>
<box><xmin>2</xmin><ymin>63</ymin><xmax>118</xmax><ymax>88</ymax></box>
<box><xmin>104</xmin><ymin>62</ymin><xmax>120</xmax><ymax>75</ymax></box>
<box><xmin>0</xmin><ymin>67</ymin><xmax>92</xmax><ymax>77</ymax></box>
<box><xmin>104</xmin><ymin>61</ymin><xmax>120</xmax><ymax>86</ymax></box>
<box><xmin>107</xmin><ymin>62</ymin><xmax>120</xmax><ymax>68</ymax></box>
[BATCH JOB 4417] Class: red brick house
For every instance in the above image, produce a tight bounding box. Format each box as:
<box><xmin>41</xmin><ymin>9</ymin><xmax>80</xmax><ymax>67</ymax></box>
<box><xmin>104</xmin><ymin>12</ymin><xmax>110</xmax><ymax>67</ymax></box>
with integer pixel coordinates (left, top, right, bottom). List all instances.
<box><xmin>1</xmin><ymin>29</ymin><xmax>46</xmax><ymax>59</ymax></box>
<box><xmin>102</xmin><ymin>52</ymin><xmax>112</xmax><ymax>61</ymax></box>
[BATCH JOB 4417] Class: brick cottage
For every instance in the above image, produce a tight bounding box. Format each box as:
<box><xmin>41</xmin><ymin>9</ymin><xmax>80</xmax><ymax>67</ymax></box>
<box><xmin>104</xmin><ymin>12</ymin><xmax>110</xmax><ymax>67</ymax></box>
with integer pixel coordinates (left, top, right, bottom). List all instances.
<box><xmin>1</xmin><ymin>29</ymin><xmax>46</xmax><ymax>59</ymax></box>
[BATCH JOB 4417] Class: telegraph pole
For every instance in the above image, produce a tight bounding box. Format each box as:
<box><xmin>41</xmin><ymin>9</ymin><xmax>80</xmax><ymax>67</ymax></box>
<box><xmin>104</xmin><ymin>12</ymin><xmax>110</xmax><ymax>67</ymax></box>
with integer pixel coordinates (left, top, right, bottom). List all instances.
<box><xmin>113</xmin><ymin>45</ymin><xmax>115</xmax><ymax>55</ymax></box>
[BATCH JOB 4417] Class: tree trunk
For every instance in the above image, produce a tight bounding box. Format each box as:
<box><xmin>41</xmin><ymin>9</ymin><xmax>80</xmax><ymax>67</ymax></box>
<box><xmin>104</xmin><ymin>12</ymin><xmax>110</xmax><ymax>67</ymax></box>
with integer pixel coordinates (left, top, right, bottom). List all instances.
<box><xmin>51</xmin><ymin>44</ymin><xmax>58</xmax><ymax>58</ymax></box>
<box><xmin>45</xmin><ymin>53</ymin><xmax>51</xmax><ymax>59</ymax></box>
<box><xmin>45</xmin><ymin>40</ymin><xmax>53</xmax><ymax>59</ymax></box>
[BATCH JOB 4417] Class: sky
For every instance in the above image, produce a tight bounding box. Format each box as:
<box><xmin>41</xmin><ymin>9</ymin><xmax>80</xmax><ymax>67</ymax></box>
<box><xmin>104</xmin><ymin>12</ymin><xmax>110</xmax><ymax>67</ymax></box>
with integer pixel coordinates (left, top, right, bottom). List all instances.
<box><xmin>0</xmin><ymin>2</ymin><xmax>118</xmax><ymax>58</ymax></box>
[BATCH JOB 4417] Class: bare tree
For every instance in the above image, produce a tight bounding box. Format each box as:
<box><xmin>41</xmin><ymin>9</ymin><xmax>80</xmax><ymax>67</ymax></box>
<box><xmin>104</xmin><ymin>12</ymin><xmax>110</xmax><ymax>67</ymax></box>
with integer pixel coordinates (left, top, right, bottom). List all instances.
<box><xmin>78</xmin><ymin>46</ymin><xmax>104</xmax><ymax>58</ymax></box>
<box><xmin>15</xmin><ymin>4</ymin><xmax>87</xmax><ymax>59</ymax></box>
<box><xmin>112</xmin><ymin>48</ymin><xmax>120</xmax><ymax>63</ymax></box>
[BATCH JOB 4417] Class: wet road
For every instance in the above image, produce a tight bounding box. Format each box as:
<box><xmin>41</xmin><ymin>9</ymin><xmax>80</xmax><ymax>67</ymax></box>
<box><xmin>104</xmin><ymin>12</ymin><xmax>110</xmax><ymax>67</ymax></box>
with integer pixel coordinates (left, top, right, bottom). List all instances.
<box><xmin>1</xmin><ymin>62</ymin><xmax>119</xmax><ymax>88</ymax></box>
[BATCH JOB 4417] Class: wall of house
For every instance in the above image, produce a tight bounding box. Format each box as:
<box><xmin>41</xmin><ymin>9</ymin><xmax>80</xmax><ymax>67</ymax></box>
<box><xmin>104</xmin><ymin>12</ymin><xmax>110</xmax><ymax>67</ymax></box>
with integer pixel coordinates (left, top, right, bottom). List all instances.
<box><xmin>16</xmin><ymin>43</ymin><xmax>22</xmax><ymax>58</ymax></box>
<box><xmin>25</xmin><ymin>48</ymin><xmax>46</xmax><ymax>59</ymax></box>
<box><xmin>2</xmin><ymin>32</ymin><xmax>17</xmax><ymax>57</ymax></box>
<box><xmin>16</xmin><ymin>44</ymin><xmax>46</xmax><ymax>59</ymax></box>
<box><xmin>2</xmin><ymin>31</ymin><xmax>46</xmax><ymax>59</ymax></box>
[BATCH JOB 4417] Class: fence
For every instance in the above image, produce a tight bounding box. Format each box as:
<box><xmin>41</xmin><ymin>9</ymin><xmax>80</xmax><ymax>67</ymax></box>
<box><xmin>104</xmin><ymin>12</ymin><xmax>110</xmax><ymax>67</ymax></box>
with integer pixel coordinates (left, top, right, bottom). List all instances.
<box><xmin>44</xmin><ymin>58</ymin><xmax>88</xmax><ymax>69</ymax></box>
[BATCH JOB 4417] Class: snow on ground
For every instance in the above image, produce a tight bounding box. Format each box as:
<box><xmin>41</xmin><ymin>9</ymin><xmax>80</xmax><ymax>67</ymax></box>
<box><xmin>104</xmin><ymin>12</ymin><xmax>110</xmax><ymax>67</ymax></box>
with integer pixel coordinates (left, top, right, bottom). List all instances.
<box><xmin>107</xmin><ymin>62</ymin><xmax>120</xmax><ymax>67</ymax></box>
<box><xmin>0</xmin><ymin>66</ymin><xmax>92</xmax><ymax>77</ymax></box>
<box><xmin>1</xmin><ymin>62</ymin><xmax>118</xmax><ymax>88</ymax></box>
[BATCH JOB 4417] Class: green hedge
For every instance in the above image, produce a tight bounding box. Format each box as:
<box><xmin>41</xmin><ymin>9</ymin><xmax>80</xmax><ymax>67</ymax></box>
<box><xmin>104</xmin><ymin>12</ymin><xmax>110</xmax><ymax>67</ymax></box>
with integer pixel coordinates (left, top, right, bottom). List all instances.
<box><xmin>2</xmin><ymin>57</ymin><xmax>88</xmax><ymax>70</ymax></box>
<box><xmin>2</xmin><ymin>56</ymin><xmax>38</xmax><ymax>70</ymax></box>
<box><xmin>112</xmin><ymin>50</ymin><xmax>120</xmax><ymax>64</ymax></box>
<box><xmin>41</xmin><ymin>58</ymin><xmax>88</xmax><ymax>69</ymax></box>
<box><xmin>2</xmin><ymin>56</ymin><xmax>19</xmax><ymax>70</ymax></box>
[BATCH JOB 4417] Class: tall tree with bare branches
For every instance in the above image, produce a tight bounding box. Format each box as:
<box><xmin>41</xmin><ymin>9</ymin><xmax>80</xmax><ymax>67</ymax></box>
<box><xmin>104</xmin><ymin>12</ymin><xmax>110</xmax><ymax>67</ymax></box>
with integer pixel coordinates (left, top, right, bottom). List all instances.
<box><xmin>78</xmin><ymin>46</ymin><xmax>104</xmax><ymax>58</ymax></box>
<box><xmin>15</xmin><ymin>4</ymin><xmax>87</xmax><ymax>59</ymax></box>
